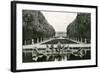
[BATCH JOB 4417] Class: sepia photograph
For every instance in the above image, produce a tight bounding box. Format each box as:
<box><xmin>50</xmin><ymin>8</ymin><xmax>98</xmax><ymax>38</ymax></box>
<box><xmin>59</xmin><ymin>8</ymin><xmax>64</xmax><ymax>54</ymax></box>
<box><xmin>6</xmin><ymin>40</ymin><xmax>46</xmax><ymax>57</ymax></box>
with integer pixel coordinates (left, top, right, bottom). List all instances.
<box><xmin>22</xmin><ymin>10</ymin><xmax>91</xmax><ymax>63</ymax></box>
<box><xmin>11</xmin><ymin>1</ymin><xmax>97</xmax><ymax>72</ymax></box>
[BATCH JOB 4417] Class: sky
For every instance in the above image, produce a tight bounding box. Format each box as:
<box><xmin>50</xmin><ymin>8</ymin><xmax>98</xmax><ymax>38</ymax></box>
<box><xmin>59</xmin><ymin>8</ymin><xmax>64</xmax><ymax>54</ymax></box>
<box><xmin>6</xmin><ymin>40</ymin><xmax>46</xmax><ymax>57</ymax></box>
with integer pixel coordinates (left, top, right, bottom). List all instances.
<box><xmin>41</xmin><ymin>11</ymin><xmax>77</xmax><ymax>32</ymax></box>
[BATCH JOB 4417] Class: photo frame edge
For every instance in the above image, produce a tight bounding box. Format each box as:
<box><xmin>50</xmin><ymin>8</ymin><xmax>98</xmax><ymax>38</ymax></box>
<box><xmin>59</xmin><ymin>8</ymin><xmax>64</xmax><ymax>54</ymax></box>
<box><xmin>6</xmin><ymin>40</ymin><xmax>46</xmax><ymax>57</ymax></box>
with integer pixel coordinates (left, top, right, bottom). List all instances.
<box><xmin>11</xmin><ymin>1</ymin><xmax>98</xmax><ymax>72</ymax></box>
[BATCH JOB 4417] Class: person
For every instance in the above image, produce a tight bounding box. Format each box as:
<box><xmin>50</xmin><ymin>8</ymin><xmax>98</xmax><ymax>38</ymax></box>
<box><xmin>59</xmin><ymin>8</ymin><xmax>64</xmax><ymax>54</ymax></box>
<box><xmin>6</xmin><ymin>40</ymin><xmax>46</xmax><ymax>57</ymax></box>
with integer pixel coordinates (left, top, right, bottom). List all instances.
<box><xmin>50</xmin><ymin>44</ymin><xmax>55</xmax><ymax>54</ymax></box>
<box><xmin>60</xmin><ymin>44</ymin><xmax>65</xmax><ymax>60</ymax></box>
<box><xmin>49</xmin><ymin>44</ymin><xmax>55</xmax><ymax>61</ymax></box>
<box><xmin>56</xmin><ymin>42</ymin><xmax>62</xmax><ymax>54</ymax></box>
<box><xmin>69</xmin><ymin>48</ymin><xmax>85</xmax><ymax>60</ymax></box>
<box><xmin>66</xmin><ymin>45</ymin><xmax>71</xmax><ymax>60</ymax></box>
<box><xmin>55</xmin><ymin>42</ymin><xmax>62</xmax><ymax>61</ymax></box>
<box><xmin>45</xmin><ymin>45</ymin><xmax>52</xmax><ymax>61</ymax></box>
<box><xmin>32</xmin><ymin>47</ymin><xmax>39</xmax><ymax>62</ymax></box>
<box><xmin>37</xmin><ymin>54</ymin><xmax>47</xmax><ymax>62</ymax></box>
<box><xmin>77</xmin><ymin>48</ymin><xmax>85</xmax><ymax>59</ymax></box>
<box><xmin>46</xmin><ymin>45</ymin><xmax>51</xmax><ymax>53</ymax></box>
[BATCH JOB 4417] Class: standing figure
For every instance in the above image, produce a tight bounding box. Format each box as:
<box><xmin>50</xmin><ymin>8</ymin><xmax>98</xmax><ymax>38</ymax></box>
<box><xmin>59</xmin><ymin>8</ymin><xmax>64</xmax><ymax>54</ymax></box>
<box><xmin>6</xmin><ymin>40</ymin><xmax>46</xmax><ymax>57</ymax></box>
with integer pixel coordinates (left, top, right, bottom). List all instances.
<box><xmin>61</xmin><ymin>44</ymin><xmax>65</xmax><ymax>60</ymax></box>
<box><xmin>56</xmin><ymin>42</ymin><xmax>62</xmax><ymax>61</ymax></box>
<box><xmin>66</xmin><ymin>45</ymin><xmax>71</xmax><ymax>60</ymax></box>
<box><xmin>49</xmin><ymin>44</ymin><xmax>55</xmax><ymax>61</ymax></box>
<box><xmin>45</xmin><ymin>45</ymin><xmax>52</xmax><ymax>61</ymax></box>
<box><xmin>32</xmin><ymin>47</ymin><xmax>39</xmax><ymax>62</ymax></box>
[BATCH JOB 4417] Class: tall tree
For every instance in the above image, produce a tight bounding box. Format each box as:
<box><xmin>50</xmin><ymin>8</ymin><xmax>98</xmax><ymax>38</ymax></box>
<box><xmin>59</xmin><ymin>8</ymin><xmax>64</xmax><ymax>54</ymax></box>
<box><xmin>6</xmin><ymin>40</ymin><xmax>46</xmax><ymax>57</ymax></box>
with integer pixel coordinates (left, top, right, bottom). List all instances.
<box><xmin>23</xmin><ymin>10</ymin><xmax>55</xmax><ymax>45</ymax></box>
<box><xmin>67</xmin><ymin>13</ymin><xmax>91</xmax><ymax>43</ymax></box>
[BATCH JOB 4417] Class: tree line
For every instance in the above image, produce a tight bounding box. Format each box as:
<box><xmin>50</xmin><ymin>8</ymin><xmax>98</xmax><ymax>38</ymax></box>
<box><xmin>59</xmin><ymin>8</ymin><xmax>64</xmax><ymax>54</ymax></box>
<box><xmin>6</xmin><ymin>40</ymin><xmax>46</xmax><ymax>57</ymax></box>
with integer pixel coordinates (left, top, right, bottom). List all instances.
<box><xmin>67</xmin><ymin>13</ymin><xmax>91</xmax><ymax>43</ymax></box>
<box><xmin>23</xmin><ymin>10</ymin><xmax>55</xmax><ymax>45</ymax></box>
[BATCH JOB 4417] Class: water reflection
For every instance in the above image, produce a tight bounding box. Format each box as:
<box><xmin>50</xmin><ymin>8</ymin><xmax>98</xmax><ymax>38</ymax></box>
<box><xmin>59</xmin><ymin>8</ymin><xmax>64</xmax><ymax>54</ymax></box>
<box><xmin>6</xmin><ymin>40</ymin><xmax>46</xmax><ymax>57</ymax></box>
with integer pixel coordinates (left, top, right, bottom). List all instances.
<box><xmin>23</xmin><ymin>43</ymin><xmax>91</xmax><ymax>63</ymax></box>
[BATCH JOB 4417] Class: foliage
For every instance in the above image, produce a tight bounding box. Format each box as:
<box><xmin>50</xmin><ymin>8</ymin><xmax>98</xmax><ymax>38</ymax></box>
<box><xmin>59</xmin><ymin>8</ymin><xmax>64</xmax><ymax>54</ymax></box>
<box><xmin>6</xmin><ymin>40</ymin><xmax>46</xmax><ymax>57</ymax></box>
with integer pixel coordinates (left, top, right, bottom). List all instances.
<box><xmin>22</xmin><ymin>10</ymin><xmax>55</xmax><ymax>43</ymax></box>
<box><xmin>67</xmin><ymin>13</ymin><xmax>91</xmax><ymax>40</ymax></box>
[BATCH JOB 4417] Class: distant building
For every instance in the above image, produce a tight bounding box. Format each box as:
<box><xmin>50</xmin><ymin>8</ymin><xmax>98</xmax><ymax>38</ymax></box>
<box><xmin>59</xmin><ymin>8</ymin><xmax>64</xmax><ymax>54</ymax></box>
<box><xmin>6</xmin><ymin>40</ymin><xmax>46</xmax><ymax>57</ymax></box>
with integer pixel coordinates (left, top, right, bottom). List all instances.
<box><xmin>55</xmin><ymin>32</ymin><xmax>66</xmax><ymax>37</ymax></box>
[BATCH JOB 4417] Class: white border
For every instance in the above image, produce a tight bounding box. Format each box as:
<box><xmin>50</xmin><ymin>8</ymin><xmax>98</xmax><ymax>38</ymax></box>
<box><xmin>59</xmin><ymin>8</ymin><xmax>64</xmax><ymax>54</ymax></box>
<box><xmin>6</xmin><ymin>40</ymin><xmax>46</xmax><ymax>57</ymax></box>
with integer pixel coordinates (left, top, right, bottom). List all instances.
<box><xmin>16</xmin><ymin>3</ymin><xmax>96</xmax><ymax>70</ymax></box>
